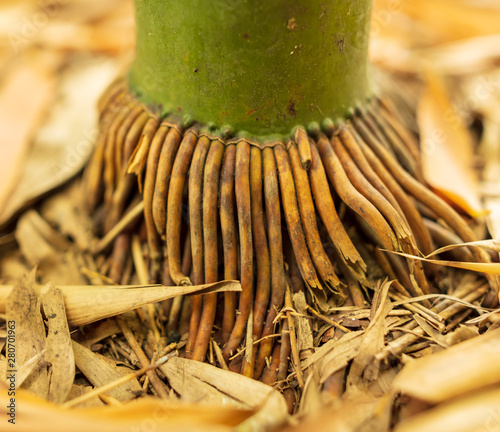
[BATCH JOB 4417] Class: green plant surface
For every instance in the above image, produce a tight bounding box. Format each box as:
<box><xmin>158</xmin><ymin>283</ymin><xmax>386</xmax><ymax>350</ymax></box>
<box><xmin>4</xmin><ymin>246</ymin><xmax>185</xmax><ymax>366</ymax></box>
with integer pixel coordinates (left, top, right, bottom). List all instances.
<box><xmin>130</xmin><ymin>0</ymin><xmax>373</xmax><ymax>137</ymax></box>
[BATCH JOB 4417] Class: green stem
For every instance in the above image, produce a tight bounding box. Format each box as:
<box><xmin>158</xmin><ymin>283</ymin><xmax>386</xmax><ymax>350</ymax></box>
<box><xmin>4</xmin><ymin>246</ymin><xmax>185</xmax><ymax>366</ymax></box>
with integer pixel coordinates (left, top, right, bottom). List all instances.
<box><xmin>130</xmin><ymin>0</ymin><xmax>373</xmax><ymax>137</ymax></box>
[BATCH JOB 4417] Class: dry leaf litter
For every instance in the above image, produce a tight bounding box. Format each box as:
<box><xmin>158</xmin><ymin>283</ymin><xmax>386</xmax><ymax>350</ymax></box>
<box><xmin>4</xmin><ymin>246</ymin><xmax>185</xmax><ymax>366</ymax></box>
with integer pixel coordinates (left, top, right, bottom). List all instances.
<box><xmin>1</xmin><ymin>0</ymin><xmax>500</xmax><ymax>431</ymax></box>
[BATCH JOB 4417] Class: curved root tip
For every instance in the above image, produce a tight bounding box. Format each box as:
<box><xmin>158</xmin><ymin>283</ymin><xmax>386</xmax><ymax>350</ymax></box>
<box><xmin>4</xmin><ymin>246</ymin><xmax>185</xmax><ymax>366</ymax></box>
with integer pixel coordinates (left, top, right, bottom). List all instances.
<box><xmin>178</xmin><ymin>277</ymin><xmax>193</xmax><ymax>287</ymax></box>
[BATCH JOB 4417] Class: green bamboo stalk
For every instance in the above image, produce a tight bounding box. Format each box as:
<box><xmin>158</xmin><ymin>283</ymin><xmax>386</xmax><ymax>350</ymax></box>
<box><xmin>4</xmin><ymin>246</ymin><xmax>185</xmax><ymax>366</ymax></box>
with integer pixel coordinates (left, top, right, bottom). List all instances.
<box><xmin>130</xmin><ymin>0</ymin><xmax>373</xmax><ymax>138</ymax></box>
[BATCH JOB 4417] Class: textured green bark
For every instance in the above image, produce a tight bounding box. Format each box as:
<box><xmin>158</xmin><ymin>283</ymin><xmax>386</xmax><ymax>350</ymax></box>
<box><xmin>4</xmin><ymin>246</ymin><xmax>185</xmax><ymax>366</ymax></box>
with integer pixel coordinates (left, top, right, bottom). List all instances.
<box><xmin>130</xmin><ymin>0</ymin><xmax>373</xmax><ymax>137</ymax></box>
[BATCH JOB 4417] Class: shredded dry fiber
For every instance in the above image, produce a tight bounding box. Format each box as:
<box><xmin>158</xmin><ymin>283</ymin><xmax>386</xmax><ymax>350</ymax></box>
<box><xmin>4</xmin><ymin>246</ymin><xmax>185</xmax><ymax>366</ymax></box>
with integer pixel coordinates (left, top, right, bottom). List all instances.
<box><xmin>84</xmin><ymin>78</ymin><xmax>496</xmax><ymax>382</ymax></box>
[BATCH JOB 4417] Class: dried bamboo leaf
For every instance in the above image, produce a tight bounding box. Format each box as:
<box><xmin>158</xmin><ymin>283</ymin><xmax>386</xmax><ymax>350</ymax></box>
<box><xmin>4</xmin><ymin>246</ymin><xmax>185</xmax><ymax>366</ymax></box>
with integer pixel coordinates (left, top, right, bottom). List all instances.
<box><xmin>391</xmin><ymin>293</ymin><xmax>488</xmax><ymax>314</ymax></box>
<box><xmin>418</xmin><ymin>70</ymin><xmax>482</xmax><ymax>218</ymax></box>
<box><xmin>0</xmin><ymin>56</ymin><xmax>125</xmax><ymax>228</ymax></box>
<box><xmin>465</xmin><ymin>308</ymin><xmax>500</xmax><ymax>325</ymax></box>
<box><xmin>346</xmin><ymin>280</ymin><xmax>393</xmax><ymax>390</ymax></box>
<box><xmin>64</xmin><ymin>351</ymin><xmax>177</xmax><ymax>408</ymax></box>
<box><xmin>479</xmin><ymin>116</ymin><xmax>500</xmax><ymax>242</ymax></box>
<box><xmin>73</xmin><ymin>319</ymin><xmax>121</xmax><ymax>349</ymax></box>
<box><xmin>422</xmin><ymin>34</ymin><xmax>500</xmax><ymax>75</ymax></box>
<box><xmin>38</xmin><ymin>22</ymin><xmax>135</xmax><ymax>53</ymax></box>
<box><xmin>301</xmin><ymin>331</ymin><xmax>365</xmax><ymax>384</ymax></box>
<box><xmin>71</xmin><ymin>340</ymin><xmax>142</xmax><ymax>402</ymax></box>
<box><xmin>443</xmin><ymin>324</ymin><xmax>478</xmax><ymax>346</ymax></box>
<box><xmin>40</xmin><ymin>182</ymin><xmax>94</xmax><ymax>251</ymax></box>
<box><xmin>298</xmin><ymin>369</ymin><xmax>323</xmax><ymax>416</ymax></box>
<box><xmin>293</xmin><ymin>292</ymin><xmax>315</xmax><ymax>362</ymax></box>
<box><xmin>160</xmin><ymin>356</ymin><xmax>289</xmax><ymax>431</ymax></box>
<box><xmin>15</xmin><ymin>210</ymin><xmax>61</xmax><ymax>266</ymax></box>
<box><xmin>6</xmin><ymin>269</ymin><xmax>49</xmax><ymax>399</ymax></box>
<box><xmin>392</xmin><ymin>327</ymin><xmax>500</xmax><ymax>404</ymax></box>
<box><xmin>60</xmin><ymin>281</ymin><xmax>240</xmax><ymax>327</ymax></box>
<box><xmin>14</xmin><ymin>211</ymin><xmax>90</xmax><ymax>286</ymax></box>
<box><xmin>374</xmin><ymin>0</ymin><xmax>500</xmax><ymax>45</ymax></box>
<box><xmin>0</xmin><ymin>281</ymin><xmax>241</xmax><ymax>326</ymax></box>
<box><xmin>0</xmin><ymin>387</ymin><xmax>253</xmax><ymax>432</ymax></box>
<box><xmin>425</xmin><ymin>239</ymin><xmax>500</xmax><ymax>258</ymax></box>
<box><xmin>0</xmin><ymin>53</ymin><xmax>58</xmax><ymax>226</ymax></box>
<box><xmin>394</xmin><ymin>388</ymin><xmax>500</xmax><ymax>432</ymax></box>
<box><xmin>386</xmin><ymin>250</ymin><xmax>500</xmax><ymax>275</ymax></box>
<box><xmin>67</xmin><ymin>385</ymin><xmax>105</xmax><ymax>408</ymax></box>
<box><xmin>42</xmin><ymin>283</ymin><xmax>75</xmax><ymax>404</ymax></box>
<box><xmin>278</xmin><ymin>393</ymin><xmax>384</xmax><ymax>432</ymax></box>
<box><xmin>163</xmin><ymin>361</ymin><xmax>227</xmax><ymax>403</ymax></box>
<box><xmin>16</xmin><ymin>351</ymin><xmax>46</xmax><ymax>388</ymax></box>
<box><xmin>413</xmin><ymin>314</ymin><xmax>449</xmax><ymax>348</ymax></box>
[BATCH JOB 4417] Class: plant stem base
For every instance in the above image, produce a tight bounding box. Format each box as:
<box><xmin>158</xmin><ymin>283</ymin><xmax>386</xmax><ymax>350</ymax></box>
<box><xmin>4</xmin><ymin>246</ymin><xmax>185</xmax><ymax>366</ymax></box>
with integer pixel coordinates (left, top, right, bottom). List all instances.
<box><xmin>83</xmin><ymin>78</ymin><xmax>496</xmax><ymax>392</ymax></box>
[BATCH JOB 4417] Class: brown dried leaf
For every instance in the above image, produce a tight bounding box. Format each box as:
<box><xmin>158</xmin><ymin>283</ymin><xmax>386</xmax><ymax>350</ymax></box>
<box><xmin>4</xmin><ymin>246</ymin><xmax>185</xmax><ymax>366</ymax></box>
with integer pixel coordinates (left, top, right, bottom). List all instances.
<box><xmin>480</xmin><ymin>116</ymin><xmax>500</xmax><ymax>243</ymax></box>
<box><xmin>66</xmin><ymin>385</ymin><xmax>105</xmax><ymax>408</ymax></box>
<box><xmin>73</xmin><ymin>319</ymin><xmax>122</xmax><ymax>350</ymax></box>
<box><xmin>71</xmin><ymin>340</ymin><xmax>142</xmax><ymax>402</ymax></box>
<box><xmin>421</xmin><ymin>35</ymin><xmax>500</xmax><ymax>75</ymax></box>
<box><xmin>443</xmin><ymin>324</ymin><xmax>478</xmax><ymax>346</ymax></box>
<box><xmin>14</xmin><ymin>213</ymin><xmax>89</xmax><ymax>285</ymax></box>
<box><xmin>394</xmin><ymin>387</ymin><xmax>500</xmax><ymax>432</ymax></box>
<box><xmin>0</xmin><ymin>280</ymin><xmax>241</xmax><ymax>327</ymax></box>
<box><xmin>301</xmin><ymin>330</ymin><xmax>365</xmax><ymax>384</ymax></box>
<box><xmin>465</xmin><ymin>308</ymin><xmax>500</xmax><ymax>325</ymax></box>
<box><xmin>386</xmin><ymin>250</ymin><xmax>500</xmax><ymax>275</ymax></box>
<box><xmin>0</xmin><ymin>53</ymin><xmax>58</xmax><ymax>223</ymax></box>
<box><xmin>42</xmin><ymin>283</ymin><xmax>75</xmax><ymax>403</ymax></box>
<box><xmin>413</xmin><ymin>314</ymin><xmax>449</xmax><ymax>349</ymax></box>
<box><xmin>0</xmin><ymin>249</ymin><xmax>31</xmax><ymax>286</ymax></box>
<box><xmin>425</xmin><ymin>239</ymin><xmax>500</xmax><ymax>258</ymax></box>
<box><xmin>391</xmin><ymin>327</ymin><xmax>500</xmax><ymax>404</ymax></box>
<box><xmin>418</xmin><ymin>70</ymin><xmax>482</xmax><ymax>218</ymax></box>
<box><xmin>298</xmin><ymin>370</ymin><xmax>322</xmax><ymax>416</ymax></box>
<box><xmin>277</xmin><ymin>393</ymin><xmax>385</xmax><ymax>432</ymax></box>
<box><xmin>160</xmin><ymin>356</ymin><xmax>289</xmax><ymax>431</ymax></box>
<box><xmin>39</xmin><ymin>181</ymin><xmax>94</xmax><ymax>251</ymax></box>
<box><xmin>0</xmin><ymin>56</ymin><xmax>125</xmax><ymax>228</ymax></box>
<box><xmin>293</xmin><ymin>292</ymin><xmax>314</xmax><ymax>364</ymax></box>
<box><xmin>0</xmin><ymin>387</ymin><xmax>251</xmax><ymax>432</ymax></box>
<box><xmin>373</xmin><ymin>0</ymin><xmax>500</xmax><ymax>46</ymax></box>
<box><xmin>38</xmin><ymin>22</ymin><xmax>135</xmax><ymax>53</ymax></box>
<box><xmin>15</xmin><ymin>212</ymin><xmax>58</xmax><ymax>267</ymax></box>
<box><xmin>16</xmin><ymin>351</ymin><xmax>46</xmax><ymax>388</ymax></box>
<box><xmin>346</xmin><ymin>280</ymin><xmax>393</xmax><ymax>391</ymax></box>
<box><xmin>15</xmin><ymin>210</ymin><xmax>70</xmax><ymax>266</ymax></box>
<box><xmin>6</xmin><ymin>269</ymin><xmax>49</xmax><ymax>398</ymax></box>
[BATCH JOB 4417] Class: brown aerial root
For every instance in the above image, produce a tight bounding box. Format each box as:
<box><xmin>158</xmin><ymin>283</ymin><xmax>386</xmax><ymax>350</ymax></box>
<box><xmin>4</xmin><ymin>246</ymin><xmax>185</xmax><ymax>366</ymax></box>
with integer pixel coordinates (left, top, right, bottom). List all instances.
<box><xmin>254</xmin><ymin>147</ymin><xmax>286</xmax><ymax>379</ymax></box>
<box><xmin>152</xmin><ymin>125</ymin><xmax>183</xmax><ymax>237</ymax></box>
<box><xmin>219</xmin><ymin>144</ymin><xmax>238</xmax><ymax>343</ymax></box>
<box><xmin>338</xmin><ymin>124</ymin><xmax>434</xmax><ymax>256</ymax></box>
<box><xmin>142</xmin><ymin>120</ymin><xmax>170</xmax><ymax>279</ymax></box>
<box><xmin>223</xmin><ymin>141</ymin><xmax>254</xmax><ymax>360</ymax></box>
<box><xmin>352</xmin><ymin>109</ymin><xmax>500</xmax><ymax>294</ymax></box>
<box><xmin>83</xmin><ymin>87</ymin><xmax>498</xmax><ymax>388</ymax></box>
<box><xmin>330</xmin><ymin>130</ymin><xmax>430</xmax><ymax>296</ymax></box>
<box><xmin>166</xmin><ymin>129</ymin><xmax>198</xmax><ymax>286</ymax></box>
<box><xmin>244</xmin><ymin>146</ymin><xmax>271</xmax><ymax>376</ymax></box>
<box><xmin>274</xmin><ymin>144</ymin><xmax>324</xmax><ymax>302</ymax></box>
<box><xmin>184</xmin><ymin>135</ymin><xmax>210</xmax><ymax>358</ymax></box>
<box><xmin>315</xmin><ymin>134</ymin><xmax>398</xmax><ymax>252</ymax></box>
<box><xmin>192</xmin><ymin>139</ymin><xmax>225</xmax><ymax>362</ymax></box>
<box><xmin>288</xmin><ymin>142</ymin><xmax>343</xmax><ymax>297</ymax></box>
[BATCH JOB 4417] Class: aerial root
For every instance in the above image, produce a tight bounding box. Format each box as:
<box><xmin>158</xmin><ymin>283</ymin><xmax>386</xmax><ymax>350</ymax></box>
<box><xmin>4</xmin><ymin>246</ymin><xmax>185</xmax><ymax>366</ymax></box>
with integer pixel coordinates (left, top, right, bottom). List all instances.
<box><xmin>84</xmin><ymin>87</ymin><xmax>496</xmax><ymax>383</ymax></box>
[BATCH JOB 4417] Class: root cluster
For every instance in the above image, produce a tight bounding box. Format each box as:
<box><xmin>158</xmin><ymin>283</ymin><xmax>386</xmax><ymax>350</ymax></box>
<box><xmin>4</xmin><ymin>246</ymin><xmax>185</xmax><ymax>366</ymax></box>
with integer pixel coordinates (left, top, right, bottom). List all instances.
<box><xmin>84</xmin><ymin>79</ymin><xmax>494</xmax><ymax>386</ymax></box>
